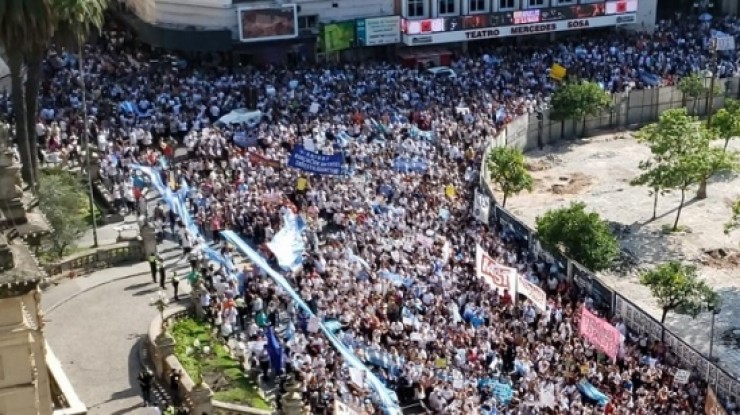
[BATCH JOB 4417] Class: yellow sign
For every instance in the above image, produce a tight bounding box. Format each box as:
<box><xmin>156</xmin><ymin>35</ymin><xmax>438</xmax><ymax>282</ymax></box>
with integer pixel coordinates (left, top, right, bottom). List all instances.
<box><xmin>550</xmin><ymin>63</ymin><xmax>567</xmax><ymax>81</ymax></box>
<box><xmin>445</xmin><ymin>184</ymin><xmax>456</xmax><ymax>199</ymax></box>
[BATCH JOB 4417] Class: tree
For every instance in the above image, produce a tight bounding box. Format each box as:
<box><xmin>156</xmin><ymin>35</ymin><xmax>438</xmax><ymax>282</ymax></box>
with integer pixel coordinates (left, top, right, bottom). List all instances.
<box><xmin>486</xmin><ymin>147</ymin><xmax>534</xmax><ymax>208</ymax></box>
<box><xmin>0</xmin><ymin>0</ymin><xmax>107</xmax><ymax>190</ymax></box>
<box><xmin>0</xmin><ymin>0</ymin><xmax>53</xmax><ymax>188</ymax></box>
<box><xmin>640</xmin><ymin>261</ymin><xmax>720</xmax><ymax>340</ymax></box>
<box><xmin>549</xmin><ymin>81</ymin><xmax>612</xmax><ymax>138</ymax></box>
<box><xmin>712</xmin><ymin>98</ymin><xmax>740</xmax><ymax>151</ymax></box>
<box><xmin>37</xmin><ymin>169</ymin><xmax>88</xmax><ymax>259</ymax></box>
<box><xmin>726</xmin><ymin>199</ymin><xmax>740</xmax><ymax>236</ymax></box>
<box><xmin>629</xmin><ymin>163</ymin><xmax>672</xmax><ymax>220</ymax></box>
<box><xmin>535</xmin><ymin>202</ymin><xmax>619</xmax><ymax>271</ymax></box>
<box><xmin>678</xmin><ymin>73</ymin><xmax>709</xmax><ymax>115</ymax></box>
<box><xmin>634</xmin><ymin>109</ymin><xmax>738</xmax><ymax>227</ymax></box>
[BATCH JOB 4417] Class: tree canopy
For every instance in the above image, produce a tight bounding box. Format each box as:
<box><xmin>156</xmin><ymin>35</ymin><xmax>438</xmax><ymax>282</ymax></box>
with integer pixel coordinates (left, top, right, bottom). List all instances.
<box><xmin>633</xmin><ymin>109</ymin><xmax>738</xmax><ymax>229</ymax></box>
<box><xmin>549</xmin><ymin>81</ymin><xmax>612</xmax><ymax>137</ymax></box>
<box><xmin>535</xmin><ymin>202</ymin><xmax>619</xmax><ymax>271</ymax></box>
<box><xmin>713</xmin><ymin>98</ymin><xmax>740</xmax><ymax>151</ymax></box>
<box><xmin>677</xmin><ymin>72</ymin><xmax>717</xmax><ymax>115</ymax></box>
<box><xmin>486</xmin><ymin>147</ymin><xmax>534</xmax><ymax>208</ymax></box>
<box><xmin>726</xmin><ymin>199</ymin><xmax>740</xmax><ymax>236</ymax></box>
<box><xmin>38</xmin><ymin>169</ymin><xmax>89</xmax><ymax>259</ymax></box>
<box><xmin>640</xmin><ymin>261</ymin><xmax>720</xmax><ymax>339</ymax></box>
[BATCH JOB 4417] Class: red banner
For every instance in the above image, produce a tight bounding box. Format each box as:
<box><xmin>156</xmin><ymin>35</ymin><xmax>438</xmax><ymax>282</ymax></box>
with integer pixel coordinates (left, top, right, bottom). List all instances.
<box><xmin>247</xmin><ymin>151</ymin><xmax>281</xmax><ymax>168</ymax></box>
<box><xmin>579</xmin><ymin>307</ymin><xmax>621</xmax><ymax>361</ymax></box>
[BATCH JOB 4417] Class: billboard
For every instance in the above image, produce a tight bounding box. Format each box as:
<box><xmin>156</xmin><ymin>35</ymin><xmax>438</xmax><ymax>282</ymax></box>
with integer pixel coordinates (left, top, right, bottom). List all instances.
<box><xmin>322</xmin><ymin>21</ymin><xmax>355</xmax><ymax>53</ymax></box>
<box><xmin>403</xmin><ymin>14</ymin><xmax>633</xmax><ymax>45</ymax></box>
<box><xmin>356</xmin><ymin>16</ymin><xmax>400</xmax><ymax>46</ymax></box>
<box><xmin>238</xmin><ymin>5</ymin><xmax>298</xmax><ymax>43</ymax></box>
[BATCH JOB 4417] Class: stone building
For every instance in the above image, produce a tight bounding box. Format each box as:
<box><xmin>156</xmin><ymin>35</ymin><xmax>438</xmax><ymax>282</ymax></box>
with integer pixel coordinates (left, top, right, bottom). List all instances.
<box><xmin>0</xmin><ymin>124</ymin><xmax>85</xmax><ymax>415</ymax></box>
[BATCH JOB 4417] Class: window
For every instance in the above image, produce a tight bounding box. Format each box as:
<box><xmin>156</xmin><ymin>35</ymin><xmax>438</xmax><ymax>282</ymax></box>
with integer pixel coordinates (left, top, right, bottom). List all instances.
<box><xmin>525</xmin><ymin>0</ymin><xmax>546</xmax><ymax>8</ymax></box>
<box><xmin>298</xmin><ymin>15</ymin><xmax>318</xmax><ymax>30</ymax></box>
<box><xmin>498</xmin><ymin>0</ymin><xmax>515</xmax><ymax>10</ymax></box>
<box><xmin>469</xmin><ymin>0</ymin><xmax>487</xmax><ymax>13</ymax></box>
<box><xmin>554</xmin><ymin>0</ymin><xmax>574</xmax><ymax>4</ymax></box>
<box><xmin>407</xmin><ymin>0</ymin><xmax>425</xmax><ymax>17</ymax></box>
<box><xmin>438</xmin><ymin>0</ymin><xmax>456</xmax><ymax>15</ymax></box>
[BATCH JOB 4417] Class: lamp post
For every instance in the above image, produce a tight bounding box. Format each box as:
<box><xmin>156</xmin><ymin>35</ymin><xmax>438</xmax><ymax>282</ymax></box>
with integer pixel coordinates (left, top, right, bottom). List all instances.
<box><xmin>709</xmin><ymin>304</ymin><xmax>721</xmax><ymax>361</ymax></box>
<box><xmin>536</xmin><ymin>109</ymin><xmax>544</xmax><ymax>150</ymax></box>
<box><xmin>706</xmin><ymin>38</ymin><xmax>719</xmax><ymax>127</ymax></box>
<box><xmin>186</xmin><ymin>339</ymin><xmax>212</xmax><ymax>387</ymax></box>
<box><xmin>78</xmin><ymin>40</ymin><xmax>98</xmax><ymax>247</ymax></box>
<box><xmin>150</xmin><ymin>290</ymin><xmax>170</xmax><ymax>333</ymax></box>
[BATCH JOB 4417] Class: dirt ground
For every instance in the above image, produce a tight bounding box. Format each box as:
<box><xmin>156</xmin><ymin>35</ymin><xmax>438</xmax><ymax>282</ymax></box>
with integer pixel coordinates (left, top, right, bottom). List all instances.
<box><xmin>497</xmin><ymin>133</ymin><xmax>740</xmax><ymax>374</ymax></box>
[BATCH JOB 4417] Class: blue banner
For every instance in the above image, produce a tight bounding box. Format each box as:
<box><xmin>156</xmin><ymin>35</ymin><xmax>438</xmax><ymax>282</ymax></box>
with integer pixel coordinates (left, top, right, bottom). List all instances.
<box><xmin>288</xmin><ymin>146</ymin><xmax>345</xmax><ymax>176</ymax></box>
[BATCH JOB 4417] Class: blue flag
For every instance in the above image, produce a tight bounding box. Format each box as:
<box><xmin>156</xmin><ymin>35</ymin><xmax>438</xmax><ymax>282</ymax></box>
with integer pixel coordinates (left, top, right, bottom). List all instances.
<box><xmin>265</xmin><ymin>327</ymin><xmax>285</xmax><ymax>375</ymax></box>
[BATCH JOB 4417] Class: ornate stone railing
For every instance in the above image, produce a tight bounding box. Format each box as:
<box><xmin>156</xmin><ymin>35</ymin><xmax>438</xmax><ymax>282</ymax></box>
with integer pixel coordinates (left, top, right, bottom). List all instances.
<box><xmin>43</xmin><ymin>239</ymin><xmax>144</xmax><ymax>279</ymax></box>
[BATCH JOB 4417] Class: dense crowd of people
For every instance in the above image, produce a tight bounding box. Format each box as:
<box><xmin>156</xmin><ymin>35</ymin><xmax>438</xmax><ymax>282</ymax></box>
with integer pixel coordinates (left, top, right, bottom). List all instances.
<box><xmin>4</xmin><ymin>13</ymin><xmax>740</xmax><ymax>415</ymax></box>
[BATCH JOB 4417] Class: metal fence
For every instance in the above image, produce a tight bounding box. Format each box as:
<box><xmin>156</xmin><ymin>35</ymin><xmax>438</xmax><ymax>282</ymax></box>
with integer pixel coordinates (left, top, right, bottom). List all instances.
<box><xmin>504</xmin><ymin>76</ymin><xmax>740</xmax><ymax>152</ymax></box>
<box><xmin>481</xmin><ymin>78</ymin><xmax>740</xmax><ymax>404</ymax></box>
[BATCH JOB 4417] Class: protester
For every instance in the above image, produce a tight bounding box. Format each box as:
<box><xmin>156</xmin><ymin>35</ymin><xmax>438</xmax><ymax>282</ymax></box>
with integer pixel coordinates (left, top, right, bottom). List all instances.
<box><xmin>5</xmin><ymin>15</ymin><xmax>740</xmax><ymax>415</ymax></box>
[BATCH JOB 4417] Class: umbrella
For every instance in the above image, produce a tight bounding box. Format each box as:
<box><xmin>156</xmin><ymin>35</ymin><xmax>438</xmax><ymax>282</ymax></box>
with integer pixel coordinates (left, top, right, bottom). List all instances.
<box><xmin>698</xmin><ymin>13</ymin><xmax>713</xmax><ymax>22</ymax></box>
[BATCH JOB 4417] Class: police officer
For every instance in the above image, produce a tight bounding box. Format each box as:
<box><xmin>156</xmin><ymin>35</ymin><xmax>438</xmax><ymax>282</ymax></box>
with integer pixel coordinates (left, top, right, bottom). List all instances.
<box><xmin>171</xmin><ymin>271</ymin><xmax>180</xmax><ymax>301</ymax></box>
<box><xmin>148</xmin><ymin>253</ymin><xmax>157</xmax><ymax>284</ymax></box>
<box><xmin>158</xmin><ymin>259</ymin><xmax>167</xmax><ymax>289</ymax></box>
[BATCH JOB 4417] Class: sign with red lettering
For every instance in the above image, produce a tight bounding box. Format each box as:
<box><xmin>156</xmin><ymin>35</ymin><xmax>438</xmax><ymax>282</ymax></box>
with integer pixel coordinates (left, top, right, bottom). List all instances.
<box><xmin>517</xmin><ymin>274</ymin><xmax>548</xmax><ymax>311</ymax></box>
<box><xmin>476</xmin><ymin>245</ymin><xmax>514</xmax><ymax>292</ymax></box>
<box><xmin>578</xmin><ymin>307</ymin><xmax>622</xmax><ymax>361</ymax></box>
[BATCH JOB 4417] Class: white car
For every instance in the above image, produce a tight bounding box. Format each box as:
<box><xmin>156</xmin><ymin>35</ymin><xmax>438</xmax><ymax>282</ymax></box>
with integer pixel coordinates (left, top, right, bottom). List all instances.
<box><xmin>426</xmin><ymin>66</ymin><xmax>457</xmax><ymax>80</ymax></box>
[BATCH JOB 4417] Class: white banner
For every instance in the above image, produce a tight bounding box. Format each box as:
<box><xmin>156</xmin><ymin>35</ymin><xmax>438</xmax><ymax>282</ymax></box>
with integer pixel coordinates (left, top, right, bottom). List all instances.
<box><xmin>474</xmin><ymin>189</ymin><xmax>491</xmax><ymax>224</ymax></box>
<box><xmin>335</xmin><ymin>400</ymin><xmax>360</xmax><ymax>415</ymax></box>
<box><xmin>477</xmin><ymin>245</ymin><xmax>548</xmax><ymax>310</ymax></box>
<box><xmin>357</xmin><ymin>16</ymin><xmax>401</xmax><ymax>46</ymax></box>
<box><xmin>517</xmin><ymin>274</ymin><xmax>548</xmax><ymax>311</ymax></box>
<box><xmin>476</xmin><ymin>245</ymin><xmax>515</xmax><ymax>292</ymax></box>
<box><xmin>715</xmin><ymin>35</ymin><xmax>736</xmax><ymax>51</ymax></box>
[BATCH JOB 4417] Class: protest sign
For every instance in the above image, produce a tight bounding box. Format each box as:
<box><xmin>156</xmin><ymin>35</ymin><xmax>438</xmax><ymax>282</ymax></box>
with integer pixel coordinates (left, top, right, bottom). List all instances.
<box><xmin>334</xmin><ymin>400</ymin><xmax>360</xmax><ymax>415</ymax></box>
<box><xmin>517</xmin><ymin>274</ymin><xmax>548</xmax><ymax>311</ymax></box>
<box><xmin>579</xmin><ymin>307</ymin><xmax>621</xmax><ymax>361</ymax></box>
<box><xmin>288</xmin><ymin>146</ymin><xmax>345</xmax><ymax>176</ymax></box>
<box><xmin>473</xmin><ymin>189</ymin><xmax>491</xmax><ymax>224</ymax></box>
<box><xmin>476</xmin><ymin>245</ymin><xmax>514</xmax><ymax>292</ymax></box>
<box><xmin>550</xmin><ymin>63</ymin><xmax>567</xmax><ymax>81</ymax></box>
<box><xmin>674</xmin><ymin>369</ymin><xmax>690</xmax><ymax>384</ymax></box>
<box><xmin>247</xmin><ymin>151</ymin><xmax>281</xmax><ymax>168</ymax></box>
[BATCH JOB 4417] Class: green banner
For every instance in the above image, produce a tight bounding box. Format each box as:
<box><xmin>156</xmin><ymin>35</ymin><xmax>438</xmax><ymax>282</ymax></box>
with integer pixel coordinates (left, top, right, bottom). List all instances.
<box><xmin>322</xmin><ymin>21</ymin><xmax>355</xmax><ymax>53</ymax></box>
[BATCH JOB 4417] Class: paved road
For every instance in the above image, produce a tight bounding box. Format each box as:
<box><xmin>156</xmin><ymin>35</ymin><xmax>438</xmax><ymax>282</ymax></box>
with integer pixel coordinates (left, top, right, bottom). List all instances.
<box><xmin>42</xmin><ymin>231</ymin><xmax>192</xmax><ymax>414</ymax></box>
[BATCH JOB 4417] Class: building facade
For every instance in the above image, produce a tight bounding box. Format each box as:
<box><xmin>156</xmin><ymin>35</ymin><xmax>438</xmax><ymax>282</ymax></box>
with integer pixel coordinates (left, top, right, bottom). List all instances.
<box><xmin>117</xmin><ymin>0</ymin><xmax>658</xmax><ymax>62</ymax></box>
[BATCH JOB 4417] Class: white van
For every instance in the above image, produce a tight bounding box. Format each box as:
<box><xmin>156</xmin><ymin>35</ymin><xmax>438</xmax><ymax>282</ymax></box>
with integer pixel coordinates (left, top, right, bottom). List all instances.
<box><xmin>426</xmin><ymin>66</ymin><xmax>457</xmax><ymax>80</ymax></box>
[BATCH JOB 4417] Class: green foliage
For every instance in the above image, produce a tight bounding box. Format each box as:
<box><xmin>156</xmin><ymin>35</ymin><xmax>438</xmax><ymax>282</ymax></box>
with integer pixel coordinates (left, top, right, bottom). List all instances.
<box><xmin>678</xmin><ymin>73</ymin><xmax>708</xmax><ymax>99</ymax></box>
<box><xmin>535</xmin><ymin>202</ymin><xmax>619</xmax><ymax>271</ymax></box>
<box><xmin>486</xmin><ymin>147</ymin><xmax>534</xmax><ymax>207</ymax></box>
<box><xmin>37</xmin><ymin>169</ymin><xmax>89</xmax><ymax>259</ymax></box>
<box><xmin>640</xmin><ymin>261</ymin><xmax>721</xmax><ymax>324</ymax></box>
<box><xmin>549</xmin><ymin>81</ymin><xmax>612</xmax><ymax>122</ymax></box>
<box><xmin>634</xmin><ymin>109</ymin><xmax>739</xmax><ymax>228</ymax></box>
<box><xmin>171</xmin><ymin>317</ymin><xmax>271</xmax><ymax>410</ymax></box>
<box><xmin>726</xmin><ymin>199</ymin><xmax>740</xmax><ymax>235</ymax></box>
<box><xmin>713</xmin><ymin>98</ymin><xmax>740</xmax><ymax>151</ymax></box>
<box><xmin>50</xmin><ymin>0</ymin><xmax>108</xmax><ymax>47</ymax></box>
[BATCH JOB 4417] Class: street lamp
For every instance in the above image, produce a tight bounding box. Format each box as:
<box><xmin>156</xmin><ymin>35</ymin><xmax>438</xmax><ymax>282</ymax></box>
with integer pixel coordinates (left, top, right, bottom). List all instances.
<box><xmin>150</xmin><ymin>290</ymin><xmax>169</xmax><ymax>332</ymax></box>
<box><xmin>709</xmin><ymin>304</ymin><xmax>721</xmax><ymax>361</ymax></box>
<box><xmin>78</xmin><ymin>41</ymin><xmax>99</xmax><ymax>247</ymax></box>
<box><xmin>536</xmin><ymin>108</ymin><xmax>544</xmax><ymax>150</ymax></box>
<box><xmin>186</xmin><ymin>339</ymin><xmax>212</xmax><ymax>386</ymax></box>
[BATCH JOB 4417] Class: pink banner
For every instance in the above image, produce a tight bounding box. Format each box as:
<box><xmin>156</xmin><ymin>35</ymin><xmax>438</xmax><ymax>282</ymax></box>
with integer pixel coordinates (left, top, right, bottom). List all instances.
<box><xmin>579</xmin><ymin>307</ymin><xmax>621</xmax><ymax>361</ymax></box>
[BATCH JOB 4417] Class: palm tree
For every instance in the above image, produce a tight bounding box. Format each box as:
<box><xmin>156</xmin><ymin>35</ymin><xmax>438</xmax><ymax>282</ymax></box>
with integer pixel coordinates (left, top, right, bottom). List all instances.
<box><xmin>49</xmin><ymin>0</ymin><xmax>109</xmax><ymax>246</ymax></box>
<box><xmin>0</xmin><ymin>0</ymin><xmax>53</xmax><ymax>188</ymax></box>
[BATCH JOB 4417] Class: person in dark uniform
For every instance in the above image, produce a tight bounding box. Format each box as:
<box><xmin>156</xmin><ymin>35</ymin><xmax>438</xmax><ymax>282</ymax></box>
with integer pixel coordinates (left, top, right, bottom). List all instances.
<box><xmin>148</xmin><ymin>253</ymin><xmax>158</xmax><ymax>284</ymax></box>
<box><xmin>171</xmin><ymin>271</ymin><xmax>180</xmax><ymax>301</ymax></box>
<box><xmin>137</xmin><ymin>368</ymin><xmax>154</xmax><ymax>406</ymax></box>
<box><xmin>158</xmin><ymin>259</ymin><xmax>167</xmax><ymax>289</ymax></box>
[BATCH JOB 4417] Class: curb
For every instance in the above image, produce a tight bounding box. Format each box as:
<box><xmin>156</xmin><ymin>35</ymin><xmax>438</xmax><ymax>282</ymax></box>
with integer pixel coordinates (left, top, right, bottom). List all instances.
<box><xmin>45</xmin><ymin>271</ymin><xmax>147</xmax><ymax>315</ymax></box>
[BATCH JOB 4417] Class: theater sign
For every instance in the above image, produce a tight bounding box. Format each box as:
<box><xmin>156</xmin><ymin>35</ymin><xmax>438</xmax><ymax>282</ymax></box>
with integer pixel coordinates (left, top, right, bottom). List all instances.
<box><xmin>402</xmin><ymin>14</ymin><xmax>636</xmax><ymax>46</ymax></box>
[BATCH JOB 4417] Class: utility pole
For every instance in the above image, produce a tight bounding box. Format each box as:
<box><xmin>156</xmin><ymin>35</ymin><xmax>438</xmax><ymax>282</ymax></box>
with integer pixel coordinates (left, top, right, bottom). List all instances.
<box><xmin>707</xmin><ymin>37</ymin><xmax>719</xmax><ymax>127</ymax></box>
